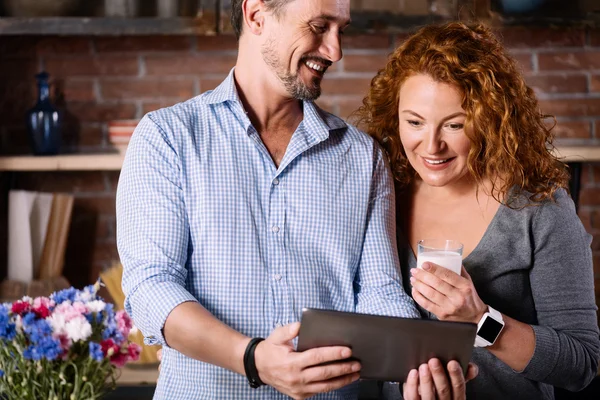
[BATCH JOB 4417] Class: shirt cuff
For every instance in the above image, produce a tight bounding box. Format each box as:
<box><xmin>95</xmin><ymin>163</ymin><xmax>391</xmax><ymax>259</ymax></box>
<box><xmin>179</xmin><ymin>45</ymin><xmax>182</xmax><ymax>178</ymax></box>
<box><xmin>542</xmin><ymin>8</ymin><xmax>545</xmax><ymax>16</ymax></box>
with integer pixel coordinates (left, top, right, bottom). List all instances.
<box><xmin>128</xmin><ymin>280</ymin><xmax>198</xmax><ymax>346</ymax></box>
<box><xmin>518</xmin><ymin>324</ymin><xmax>560</xmax><ymax>380</ymax></box>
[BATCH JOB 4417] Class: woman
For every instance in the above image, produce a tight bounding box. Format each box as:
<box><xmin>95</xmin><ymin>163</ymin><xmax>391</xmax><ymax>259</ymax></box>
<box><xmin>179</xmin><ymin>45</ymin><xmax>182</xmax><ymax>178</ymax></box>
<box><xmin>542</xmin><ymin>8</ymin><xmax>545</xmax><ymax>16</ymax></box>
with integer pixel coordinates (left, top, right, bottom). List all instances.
<box><xmin>355</xmin><ymin>22</ymin><xmax>600</xmax><ymax>399</ymax></box>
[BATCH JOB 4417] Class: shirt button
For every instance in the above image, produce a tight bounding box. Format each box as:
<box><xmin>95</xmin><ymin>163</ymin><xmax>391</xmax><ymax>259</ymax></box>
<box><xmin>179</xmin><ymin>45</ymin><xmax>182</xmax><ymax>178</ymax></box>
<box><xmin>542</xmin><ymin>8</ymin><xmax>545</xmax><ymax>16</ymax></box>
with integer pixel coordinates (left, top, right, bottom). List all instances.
<box><xmin>273</xmin><ymin>178</ymin><xmax>280</xmax><ymax>185</ymax></box>
<box><xmin>274</xmin><ymin>274</ymin><xmax>282</xmax><ymax>281</ymax></box>
<box><xmin>275</xmin><ymin>322</ymin><xmax>282</xmax><ymax>328</ymax></box>
<box><xmin>271</xmin><ymin>226</ymin><xmax>280</xmax><ymax>233</ymax></box>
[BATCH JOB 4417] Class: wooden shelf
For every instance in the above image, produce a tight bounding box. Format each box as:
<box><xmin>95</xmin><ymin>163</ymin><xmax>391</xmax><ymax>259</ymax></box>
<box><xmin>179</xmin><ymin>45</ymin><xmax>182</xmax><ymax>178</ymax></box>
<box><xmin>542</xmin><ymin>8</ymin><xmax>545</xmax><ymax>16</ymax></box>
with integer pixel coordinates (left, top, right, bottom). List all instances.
<box><xmin>0</xmin><ymin>146</ymin><xmax>597</xmax><ymax>172</ymax></box>
<box><xmin>0</xmin><ymin>17</ymin><xmax>217</xmax><ymax>36</ymax></box>
<box><xmin>0</xmin><ymin>14</ymin><xmax>444</xmax><ymax>36</ymax></box>
<box><xmin>117</xmin><ymin>365</ymin><xmax>158</xmax><ymax>386</ymax></box>
<box><xmin>0</xmin><ymin>152</ymin><xmax>124</xmax><ymax>171</ymax></box>
<box><xmin>552</xmin><ymin>146</ymin><xmax>600</xmax><ymax>163</ymax></box>
<box><xmin>0</xmin><ymin>6</ymin><xmax>597</xmax><ymax>36</ymax></box>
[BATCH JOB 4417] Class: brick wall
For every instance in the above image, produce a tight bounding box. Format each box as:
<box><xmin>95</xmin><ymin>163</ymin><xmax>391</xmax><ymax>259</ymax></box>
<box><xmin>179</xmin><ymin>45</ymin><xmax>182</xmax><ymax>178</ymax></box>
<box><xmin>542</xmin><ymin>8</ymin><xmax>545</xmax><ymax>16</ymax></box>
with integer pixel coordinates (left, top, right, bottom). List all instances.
<box><xmin>0</xmin><ymin>27</ymin><xmax>599</xmax><ymax>308</ymax></box>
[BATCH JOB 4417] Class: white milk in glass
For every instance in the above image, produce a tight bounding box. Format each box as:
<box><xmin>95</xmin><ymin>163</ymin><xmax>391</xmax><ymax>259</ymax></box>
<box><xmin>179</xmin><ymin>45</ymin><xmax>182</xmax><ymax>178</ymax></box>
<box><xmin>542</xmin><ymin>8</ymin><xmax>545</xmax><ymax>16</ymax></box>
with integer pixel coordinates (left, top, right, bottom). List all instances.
<box><xmin>416</xmin><ymin>251</ymin><xmax>462</xmax><ymax>275</ymax></box>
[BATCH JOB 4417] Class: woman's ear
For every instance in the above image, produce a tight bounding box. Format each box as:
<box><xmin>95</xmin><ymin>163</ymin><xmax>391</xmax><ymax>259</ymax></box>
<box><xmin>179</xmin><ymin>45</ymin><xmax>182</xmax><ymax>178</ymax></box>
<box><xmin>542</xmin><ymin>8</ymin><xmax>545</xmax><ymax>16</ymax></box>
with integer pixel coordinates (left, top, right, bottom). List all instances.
<box><xmin>242</xmin><ymin>0</ymin><xmax>266</xmax><ymax>36</ymax></box>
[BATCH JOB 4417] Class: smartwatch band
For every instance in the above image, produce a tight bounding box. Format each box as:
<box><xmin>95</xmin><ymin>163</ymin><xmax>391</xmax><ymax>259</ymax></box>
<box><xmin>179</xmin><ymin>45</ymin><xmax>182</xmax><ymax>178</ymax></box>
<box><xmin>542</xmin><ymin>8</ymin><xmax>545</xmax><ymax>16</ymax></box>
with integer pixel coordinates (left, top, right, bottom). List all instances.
<box><xmin>243</xmin><ymin>337</ymin><xmax>265</xmax><ymax>388</ymax></box>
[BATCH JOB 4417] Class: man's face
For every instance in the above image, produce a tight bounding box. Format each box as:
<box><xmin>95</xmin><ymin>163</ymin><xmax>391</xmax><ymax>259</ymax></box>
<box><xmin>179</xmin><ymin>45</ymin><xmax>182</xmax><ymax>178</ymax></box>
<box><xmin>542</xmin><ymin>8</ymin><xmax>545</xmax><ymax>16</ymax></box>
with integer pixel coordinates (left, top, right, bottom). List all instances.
<box><xmin>260</xmin><ymin>0</ymin><xmax>350</xmax><ymax>100</ymax></box>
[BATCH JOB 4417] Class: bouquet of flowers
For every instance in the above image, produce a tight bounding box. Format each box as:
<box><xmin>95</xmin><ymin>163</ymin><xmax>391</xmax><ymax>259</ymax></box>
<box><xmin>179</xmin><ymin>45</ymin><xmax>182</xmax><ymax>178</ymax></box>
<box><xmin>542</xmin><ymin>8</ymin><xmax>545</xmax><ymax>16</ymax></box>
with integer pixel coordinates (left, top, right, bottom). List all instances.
<box><xmin>0</xmin><ymin>281</ymin><xmax>141</xmax><ymax>400</ymax></box>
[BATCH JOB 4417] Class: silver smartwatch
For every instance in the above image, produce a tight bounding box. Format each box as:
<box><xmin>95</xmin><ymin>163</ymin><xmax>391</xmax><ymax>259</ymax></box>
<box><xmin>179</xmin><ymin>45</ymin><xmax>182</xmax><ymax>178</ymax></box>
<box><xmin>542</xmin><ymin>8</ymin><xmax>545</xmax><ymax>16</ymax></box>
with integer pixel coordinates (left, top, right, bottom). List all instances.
<box><xmin>474</xmin><ymin>305</ymin><xmax>504</xmax><ymax>347</ymax></box>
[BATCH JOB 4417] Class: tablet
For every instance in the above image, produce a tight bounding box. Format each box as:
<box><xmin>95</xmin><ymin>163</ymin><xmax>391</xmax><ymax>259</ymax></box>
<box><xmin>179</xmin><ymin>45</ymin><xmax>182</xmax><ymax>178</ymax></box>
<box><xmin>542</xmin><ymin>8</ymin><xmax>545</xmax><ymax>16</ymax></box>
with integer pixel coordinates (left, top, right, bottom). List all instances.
<box><xmin>296</xmin><ymin>308</ymin><xmax>476</xmax><ymax>382</ymax></box>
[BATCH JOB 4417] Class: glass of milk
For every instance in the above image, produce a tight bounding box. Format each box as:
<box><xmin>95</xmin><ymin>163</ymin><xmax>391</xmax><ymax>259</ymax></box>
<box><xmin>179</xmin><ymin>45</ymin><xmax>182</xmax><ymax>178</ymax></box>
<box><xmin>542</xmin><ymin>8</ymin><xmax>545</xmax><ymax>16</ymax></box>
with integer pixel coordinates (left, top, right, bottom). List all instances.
<box><xmin>416</xmin><ymin>239</ymin><xmax>463</xmax><ymax>275</ymax></box>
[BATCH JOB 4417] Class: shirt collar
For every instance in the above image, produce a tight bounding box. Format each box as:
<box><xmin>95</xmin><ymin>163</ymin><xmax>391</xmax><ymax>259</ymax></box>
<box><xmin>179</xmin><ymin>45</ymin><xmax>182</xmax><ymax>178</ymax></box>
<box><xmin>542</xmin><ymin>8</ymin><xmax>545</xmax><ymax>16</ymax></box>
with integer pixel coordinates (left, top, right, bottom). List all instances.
<box><xmin>302</xmin><ymin>100</ymin><xmax>347</xmax><ymax>142</ymax></box>
<box><xmin>202</xmin><ymin>68</ymin><xmax>240</xmax><ymax>106</ymax></box>
<box><xmin>202</xmin><ymin>67</ymin><xmax>348</xmax><ymax>136</ymax></box>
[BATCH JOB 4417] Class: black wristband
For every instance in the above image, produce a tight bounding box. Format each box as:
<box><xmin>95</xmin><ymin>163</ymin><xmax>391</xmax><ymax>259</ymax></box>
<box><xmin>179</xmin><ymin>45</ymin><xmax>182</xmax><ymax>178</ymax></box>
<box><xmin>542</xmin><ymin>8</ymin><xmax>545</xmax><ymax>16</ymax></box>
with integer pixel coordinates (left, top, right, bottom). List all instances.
<box><xmin>243</xmin><ymin>337</ymin><xmax>265</xmax><ymax>388</ymax></box>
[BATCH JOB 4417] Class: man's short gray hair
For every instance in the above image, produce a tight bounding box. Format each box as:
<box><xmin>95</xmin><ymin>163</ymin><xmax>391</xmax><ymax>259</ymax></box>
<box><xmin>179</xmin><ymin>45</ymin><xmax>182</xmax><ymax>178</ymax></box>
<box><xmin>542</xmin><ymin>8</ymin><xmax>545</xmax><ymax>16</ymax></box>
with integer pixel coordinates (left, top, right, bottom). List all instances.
<box><xmin>230</xmin><ymin>0</ymin><xmax>294</xmax><ymax>39</ymax></box>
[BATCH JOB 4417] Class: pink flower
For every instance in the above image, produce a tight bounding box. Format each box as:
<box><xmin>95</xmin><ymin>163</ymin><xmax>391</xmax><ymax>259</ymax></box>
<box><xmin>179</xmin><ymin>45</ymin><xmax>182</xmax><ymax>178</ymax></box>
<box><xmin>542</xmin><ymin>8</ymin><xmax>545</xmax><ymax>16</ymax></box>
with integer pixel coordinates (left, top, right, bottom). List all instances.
<box><xmin>99</xmin><ymin>338</ymin><xmax>140</xmax><ymax>367</ymax></box>
<box><xmin>127</xmin><ymin>343</ymin><xmax>141</xmax><ymax>362</ymax></box>
<box><xmin>72</xmin><ymin>301</ymin><xmax>87</xmax><ymax>315</ymax></box>
<box><xmin>115</xmin><ymin>310</ymin><xmax>133</xmax><ymax>338</ymax></box>
<box><xmin>57</xmin><ymin>334</ymin><xmax>72</xmax><ymax>355</ymax></box>
<box><xmin>11</xmin><ymin>300</ymin><xmax>31</xmax><ymax>315</ymax></box>
<box><xmin>101</xmin><ymin>338</ymin><xmax>120</xmax><ymax>358</ymax></box>
<box><xmin>109</xmin><ymin>343</ymin><xmax>140</xmax><ymax>367</ymax></box>
<box><xmin>32</xmin><ymin>296</ymin><xmax>55</xmax><ymax>309</ymax></box>
<box><xmin>54</xmin><ymin>301</ymin><xmax>88</xmax><ymax>323</ymax></box>
<box><xmin>109</xmin><ymin>351</ymin><xmax>129</xmax><ymax>368</ymax></box>
<box><xmin>32</xmin><ymin>304</ymin><xmax>50</xmax><ymax>319</ymax></box>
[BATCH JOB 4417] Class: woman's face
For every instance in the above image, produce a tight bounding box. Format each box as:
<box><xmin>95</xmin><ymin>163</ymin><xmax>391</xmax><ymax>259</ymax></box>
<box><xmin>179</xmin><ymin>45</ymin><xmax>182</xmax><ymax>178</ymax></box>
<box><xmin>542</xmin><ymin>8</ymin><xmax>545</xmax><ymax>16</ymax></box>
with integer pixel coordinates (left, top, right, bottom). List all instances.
<box><xmin>398</xmin><ymin>74</ymin><xmax>472</xmax><ymax>189</ymax></box>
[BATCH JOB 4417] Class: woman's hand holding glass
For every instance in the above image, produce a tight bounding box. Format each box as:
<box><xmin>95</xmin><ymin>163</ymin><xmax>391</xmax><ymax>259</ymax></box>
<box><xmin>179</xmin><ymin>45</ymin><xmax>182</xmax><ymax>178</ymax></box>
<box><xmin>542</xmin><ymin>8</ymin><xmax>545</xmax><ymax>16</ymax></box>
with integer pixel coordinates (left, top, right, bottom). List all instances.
<box><xmin>410</xmin><ymin>262</ymin><xmax>487</xmax><ymax>324</ymax></box>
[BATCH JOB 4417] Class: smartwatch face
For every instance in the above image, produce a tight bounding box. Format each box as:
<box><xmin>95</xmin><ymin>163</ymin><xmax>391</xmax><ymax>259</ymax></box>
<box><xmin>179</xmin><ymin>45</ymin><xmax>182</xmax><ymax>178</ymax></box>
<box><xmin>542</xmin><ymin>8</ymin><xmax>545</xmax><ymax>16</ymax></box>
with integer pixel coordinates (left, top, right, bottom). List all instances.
<box><xmin>478</xmin><ymin>316</ymin><xmax>503</xmax><ymax>343</ymax></box>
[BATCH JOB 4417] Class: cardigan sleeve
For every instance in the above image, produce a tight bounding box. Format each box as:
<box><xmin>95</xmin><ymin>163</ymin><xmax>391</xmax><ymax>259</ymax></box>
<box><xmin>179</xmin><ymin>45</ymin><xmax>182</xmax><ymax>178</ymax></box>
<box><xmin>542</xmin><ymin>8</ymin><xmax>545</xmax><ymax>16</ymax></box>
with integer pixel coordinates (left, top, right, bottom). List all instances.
<box><xmin>519</xmin><ymin>189</ymin><xmax>600</xmax><ymax>391</ymax></box>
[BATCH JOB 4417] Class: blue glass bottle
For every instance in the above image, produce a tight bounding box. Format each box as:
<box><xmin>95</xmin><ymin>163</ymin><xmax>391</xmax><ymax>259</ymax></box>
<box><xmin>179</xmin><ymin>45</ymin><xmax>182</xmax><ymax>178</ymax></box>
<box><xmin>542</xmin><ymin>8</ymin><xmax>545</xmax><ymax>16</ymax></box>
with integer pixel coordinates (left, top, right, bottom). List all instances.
<box><xmin>27</xmin><ymin>72</ymin><xmax>62</xmax><ymax>155</ymax></box>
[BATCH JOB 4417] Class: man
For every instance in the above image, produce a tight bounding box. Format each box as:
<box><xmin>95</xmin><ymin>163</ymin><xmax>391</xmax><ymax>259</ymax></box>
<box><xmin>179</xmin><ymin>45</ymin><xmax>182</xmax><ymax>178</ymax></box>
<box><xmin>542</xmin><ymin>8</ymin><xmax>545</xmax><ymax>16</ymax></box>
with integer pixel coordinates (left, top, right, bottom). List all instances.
<box><xmin>117</xmin><ymin>1</ymin><xmax>473</xmax><ymax>399</ymax></box>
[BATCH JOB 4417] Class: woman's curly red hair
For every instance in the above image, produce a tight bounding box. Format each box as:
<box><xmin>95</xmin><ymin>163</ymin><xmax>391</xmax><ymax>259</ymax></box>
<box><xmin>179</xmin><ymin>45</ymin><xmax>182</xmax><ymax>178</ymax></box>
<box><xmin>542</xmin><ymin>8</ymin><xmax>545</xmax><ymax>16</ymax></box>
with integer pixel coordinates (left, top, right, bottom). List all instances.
<box><xmin>354</xmin><ymin>22</ymin><xmax>569</xmax><ymax>206</ymax></box>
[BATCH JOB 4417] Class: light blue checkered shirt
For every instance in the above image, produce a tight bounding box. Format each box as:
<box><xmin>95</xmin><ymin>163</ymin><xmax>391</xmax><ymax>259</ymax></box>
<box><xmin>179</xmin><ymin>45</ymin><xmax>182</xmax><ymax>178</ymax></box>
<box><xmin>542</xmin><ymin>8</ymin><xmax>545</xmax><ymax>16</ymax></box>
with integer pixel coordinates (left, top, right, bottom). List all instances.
<box><xmin>116</xmin><ymin>69</ymin><xmax>419</xmax><ymax>400</ymax></box>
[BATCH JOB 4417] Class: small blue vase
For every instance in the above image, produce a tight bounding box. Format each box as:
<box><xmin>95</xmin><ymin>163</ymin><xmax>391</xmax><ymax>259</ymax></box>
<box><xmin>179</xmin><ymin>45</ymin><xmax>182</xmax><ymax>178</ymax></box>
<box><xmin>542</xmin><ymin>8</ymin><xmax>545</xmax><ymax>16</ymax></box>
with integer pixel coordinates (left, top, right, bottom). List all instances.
<box><xmin>27</xmin><ymin>72</ymin><xmax>62</xmax><ymax>155</ymax></box>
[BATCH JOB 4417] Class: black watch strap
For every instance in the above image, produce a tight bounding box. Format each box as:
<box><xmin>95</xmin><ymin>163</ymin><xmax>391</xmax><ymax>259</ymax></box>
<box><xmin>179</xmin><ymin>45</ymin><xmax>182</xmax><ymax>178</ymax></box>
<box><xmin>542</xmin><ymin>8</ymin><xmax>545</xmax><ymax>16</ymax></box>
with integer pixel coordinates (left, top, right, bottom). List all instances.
<box><xmin>243</xmin><ymin>337</ymin><xmax>265</xmax><ymax>388</ymax></box>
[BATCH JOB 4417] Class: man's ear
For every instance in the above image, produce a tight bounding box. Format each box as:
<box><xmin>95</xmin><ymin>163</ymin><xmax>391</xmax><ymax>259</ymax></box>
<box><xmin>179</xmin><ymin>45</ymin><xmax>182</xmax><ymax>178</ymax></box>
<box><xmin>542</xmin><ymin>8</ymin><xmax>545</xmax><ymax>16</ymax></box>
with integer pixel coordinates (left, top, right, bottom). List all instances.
<box><xmin>242</xmin><ymin>0</ymin><xmax>265</xmax><ymax>36</ymax></box>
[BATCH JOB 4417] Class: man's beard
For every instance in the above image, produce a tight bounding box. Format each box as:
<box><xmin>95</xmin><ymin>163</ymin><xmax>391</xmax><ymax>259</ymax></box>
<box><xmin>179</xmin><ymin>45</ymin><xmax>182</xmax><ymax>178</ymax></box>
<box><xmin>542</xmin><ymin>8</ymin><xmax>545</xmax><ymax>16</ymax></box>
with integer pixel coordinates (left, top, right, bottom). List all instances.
<box><xmin>261</xmin><ymin>38</ymin><xmax>322</xmax><ymax>101</ymax></box>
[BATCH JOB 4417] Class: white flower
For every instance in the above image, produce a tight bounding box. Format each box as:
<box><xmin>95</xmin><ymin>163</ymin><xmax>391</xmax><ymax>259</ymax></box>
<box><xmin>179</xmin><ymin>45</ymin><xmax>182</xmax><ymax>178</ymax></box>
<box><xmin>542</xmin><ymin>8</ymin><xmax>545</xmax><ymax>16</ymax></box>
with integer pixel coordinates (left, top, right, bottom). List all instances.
<box><xmin>22</xmin><ymin>296</ymin><xmax>33</xmax><ymax>304</ymax></box>
<box><xmin>65</xmin><ymin>316</ymin><xmax>92</xmax><ymax>342</ymax></box>
<box><xmin>14</xmin><ymin>315</ymin><xmax>23</xmax><ymax>333</ymax></box>
<box><xmin>86</xmin><ymin>300</ymin><xmax>106</xmax><ymax>314</ymax></box>
<box><xmin>47</xmin><ymin>313</ymin><xmax>67</xmax><ymax>336</ymax></box>
<box><xmin>77</xmin><ymin>290</ymin><xmax>93</xmax><ymax>303</ymax></box>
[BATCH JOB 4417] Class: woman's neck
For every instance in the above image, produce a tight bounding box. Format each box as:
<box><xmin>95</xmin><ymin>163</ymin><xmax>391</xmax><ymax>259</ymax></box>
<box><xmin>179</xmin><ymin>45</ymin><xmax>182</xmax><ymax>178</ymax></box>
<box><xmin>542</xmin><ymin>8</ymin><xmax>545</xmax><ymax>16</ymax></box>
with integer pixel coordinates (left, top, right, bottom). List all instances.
<box><xmin>413</xmin><ymin>177</ymin><xmax>478</xmax><ymax>204</ymax></box>
<box><xmin>410</xmin><ymin>174</ymin><xmax>505</xmax><ymax>205</ymax></box>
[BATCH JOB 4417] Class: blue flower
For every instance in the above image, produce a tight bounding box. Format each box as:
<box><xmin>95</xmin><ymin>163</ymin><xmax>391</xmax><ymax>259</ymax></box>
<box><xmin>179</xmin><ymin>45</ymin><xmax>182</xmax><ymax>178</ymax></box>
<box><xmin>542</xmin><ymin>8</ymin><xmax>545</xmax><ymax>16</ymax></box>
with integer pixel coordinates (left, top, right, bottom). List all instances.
<box><xmin>0</xmin><ymin>369</ymin><xmax>4</xmax><ymax>378</ymax></box>
<box><xmin>22</xmin><ymin>312</ymin><xmax>36</xmax><ymax>325</ymax></box>
<box><xmin>0</xmin><ymin>324</ymin><xmax>16</xmax><ymax>341</ymax></box>
<box><xmin>23</xmin><ymin>336</ymin><xmax>62</xmax><ymax>361</ymax></box>
<box><xmin>83</xmin><ymin>284</ymin><xmax>97</xmax><ymax>295</ymax></box>
<box><xmin>20</xmin><ymin>312</ymin><xmax>61</xmax><ymax>361</ymax></box>
<box><xmin>102</xmin><ymin>320</ymin><xmax>123</xmax><ymax>342</ymax></box>
<box><xmin>0</xmin><ymin>305</ymin><xmax>16</xmax><ymax>340</ymax></box>
<box><xmin>51</xmin><ymin>287</ymin><xmax>78</xmax><ymax>304</ymax></box>
<box><xmin>22</xmin><ymin>313</ymin><xmax>52</xmax><ymax>343</ymax></box>
<box><xmin>101</xmin><ymin>304</ymin><xmax>123</xmax><ymax>342</ymax></box>
<box><xmin>89</xmin><ymin>342</ymin><xmax>104</xmax><ymax>362</ymax></box>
